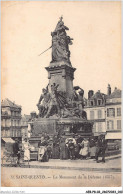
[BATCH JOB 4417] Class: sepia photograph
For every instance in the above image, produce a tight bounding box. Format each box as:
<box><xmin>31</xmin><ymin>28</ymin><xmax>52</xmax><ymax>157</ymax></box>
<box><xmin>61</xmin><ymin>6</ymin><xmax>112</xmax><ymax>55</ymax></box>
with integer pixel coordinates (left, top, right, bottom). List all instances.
<box><xmin>1</xmin><ymin>1</ymin><xmax>122</xmax><ymax>189</ymax></box>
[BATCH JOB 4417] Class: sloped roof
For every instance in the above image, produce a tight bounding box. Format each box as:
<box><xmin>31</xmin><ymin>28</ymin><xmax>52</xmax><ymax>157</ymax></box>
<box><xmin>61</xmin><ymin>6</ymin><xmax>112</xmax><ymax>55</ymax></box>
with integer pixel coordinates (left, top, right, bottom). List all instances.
<box><xmin>90</xmin><ymin>91</ymin><xmax>106</xmax><ymax>100</ymax></box>
<box><xmin>106</xmin><ymin>88</ymin><xmax>121</xmax><ymax>99</ymax></box>
<box><xmin>21</xmin><ymin>114</ymin><xmax>31</xmax><ymax>122</ymax></box>
<box><xmin>1</xmin><ymin>98</ymin><xmax>21</xmax><ymax>108</ymax></box>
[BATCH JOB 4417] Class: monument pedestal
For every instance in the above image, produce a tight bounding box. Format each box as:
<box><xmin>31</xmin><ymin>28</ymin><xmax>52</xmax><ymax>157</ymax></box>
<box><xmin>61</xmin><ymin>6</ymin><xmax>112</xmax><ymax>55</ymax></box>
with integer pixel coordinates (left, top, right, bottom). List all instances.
<box><xmin>28</xmin><ymin>117</ymin><xmax>93</xmax><ymax>160</ymax></box>
<box><xmin>45</xmin><ymin>61</ymin><xmax>76</xmax><ymax>98</ymax></box>
<box><xmin>29</xmin><ymin>117</ymin><xmax>93</xmax><ymax>139</ymax></box>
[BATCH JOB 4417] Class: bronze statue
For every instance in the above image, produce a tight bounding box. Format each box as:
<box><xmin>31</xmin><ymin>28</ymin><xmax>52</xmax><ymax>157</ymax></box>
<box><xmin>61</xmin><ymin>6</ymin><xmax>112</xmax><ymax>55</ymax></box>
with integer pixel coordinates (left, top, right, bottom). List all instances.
<box><xmin>37</xmin><ymin>87</ymin><xmax>50</xmax><ymax>118</ymax></box>
<box><xmin>37</xmin><ymin>84</ymin><xmax>87</xmax><ymax>119</ymax></box>
<box><xmin>45</xmin><ymin>83</ymin><xmax>60</xmax><ymax>118</ymax></box>
<box><xmin>37</xmin><ymin>83</ymin><xmax>67</xmax><ymax>118</ymax></box>
<box><xmin>51</xmin><ymin>17</ymin><xmax>73</xmax><ymax>63</ymax></box>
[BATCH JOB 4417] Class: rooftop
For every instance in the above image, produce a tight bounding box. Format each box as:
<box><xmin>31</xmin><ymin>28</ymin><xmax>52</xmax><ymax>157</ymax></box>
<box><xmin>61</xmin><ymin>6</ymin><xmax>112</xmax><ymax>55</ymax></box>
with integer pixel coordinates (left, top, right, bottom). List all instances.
<box><xmin>106</xmin><ymin>88</ymin><xmax>121</xmax><ymax>99</ymax></box>
<box><xmin>89</xmin><ymin>90</ymin><xmax>106</xmax><ymax>100</ymax></box>
<box><xmin>21</xmin><ymin>114</ymin><xmax>31</xmax><ymax>122</ymax></box>
<box><xmin>1</xmin><ymin>98</ymin><xmax>21</xmax><ymax>109</ymax></box>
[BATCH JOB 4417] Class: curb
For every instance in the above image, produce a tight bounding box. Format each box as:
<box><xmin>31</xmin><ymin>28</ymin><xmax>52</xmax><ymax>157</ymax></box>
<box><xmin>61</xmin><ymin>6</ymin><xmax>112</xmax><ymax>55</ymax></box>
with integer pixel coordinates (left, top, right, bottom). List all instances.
<box><xmin>2</xmin><ymin>164</ymin><xmax>121</xmax><ymax>173</ymax></box>
<box><xmin>2</xmin><ymin>155</ymin><xmax>121</xmax><ymax>172</ymax></box>
<box><xmin>105</xmin><ymin>154</ymin><xmax>121</xmax><ymax>161</ymax></box>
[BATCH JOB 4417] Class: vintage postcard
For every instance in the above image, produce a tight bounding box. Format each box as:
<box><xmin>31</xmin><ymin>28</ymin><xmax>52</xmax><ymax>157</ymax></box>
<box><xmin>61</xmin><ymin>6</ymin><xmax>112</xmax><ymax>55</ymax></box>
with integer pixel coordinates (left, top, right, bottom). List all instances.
<box><xmin>1</xmin><ymin>1</ymin><xmax>122</xmax><ymax>189</ymax></box>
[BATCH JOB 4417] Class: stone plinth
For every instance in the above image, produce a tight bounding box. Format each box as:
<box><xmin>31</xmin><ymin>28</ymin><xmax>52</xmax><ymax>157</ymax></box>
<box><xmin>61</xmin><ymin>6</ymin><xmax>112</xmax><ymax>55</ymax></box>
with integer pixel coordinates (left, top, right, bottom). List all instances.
<box><xmin>45</xmin><ymin>61</ymin><xmax>76</xmax><ymax>98</ymax></box>
<box><xmin>30</xmin><ymin>118</ymin><xmax>58</xmax><ymax>137</ymax></box>
<box><xmin>57</xmin><ymin>118</ymin><xmax>93</xmax><ymax>137</ymax></box>
<box><xmin>29</xmin><ymin>117</ymin><xmax>93</xmax><ymax>139</ymax></box>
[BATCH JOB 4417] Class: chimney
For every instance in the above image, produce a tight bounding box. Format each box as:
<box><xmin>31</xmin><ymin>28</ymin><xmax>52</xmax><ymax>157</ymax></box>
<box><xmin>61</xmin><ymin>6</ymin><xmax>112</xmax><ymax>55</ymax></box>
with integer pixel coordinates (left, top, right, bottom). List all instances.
<box><xmin>30</xmin><ymin>111</ymin><xmax>36</xmax><ymax>119</ymax></box>
<box><xmin>107</xmin><ymin>84</ymin><xmax>111</xmax><ymax>95</ymax></box>
<box><xmin>88</xmin><ymin>90</ymin><xmax>94</xmax><ymax>99</ymax></box>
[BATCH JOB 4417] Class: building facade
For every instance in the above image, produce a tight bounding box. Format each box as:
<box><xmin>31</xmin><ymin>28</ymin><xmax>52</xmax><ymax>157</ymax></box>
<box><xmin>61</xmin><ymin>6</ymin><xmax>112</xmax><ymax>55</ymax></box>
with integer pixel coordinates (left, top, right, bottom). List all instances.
<box><xmin>84</xmin><ymin>90</ymin><xmax>106</xmax><ymax>136</ymax></box>
<box><xmin>84</xmin><ymin>85</ymin><xmax>122</xmax><ymax>140</ymax></box>
<box><xmin>1</xmin><ymin>98</ymin><xmax>22</xmax><ymax>138</ymax></box>
<box><xmin>105</xmin><ymin>87</ymin><xmax>121</xmax><ymax>140</ymax></box>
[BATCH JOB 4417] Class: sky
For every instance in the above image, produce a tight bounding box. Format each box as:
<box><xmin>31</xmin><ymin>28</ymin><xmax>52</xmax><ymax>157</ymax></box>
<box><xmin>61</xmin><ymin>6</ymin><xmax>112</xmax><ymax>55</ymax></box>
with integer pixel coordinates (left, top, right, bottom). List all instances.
<box><xmin>1</xmin><ymin>1</ymin><xmax>121</xmax><ymax>115</ymax></box>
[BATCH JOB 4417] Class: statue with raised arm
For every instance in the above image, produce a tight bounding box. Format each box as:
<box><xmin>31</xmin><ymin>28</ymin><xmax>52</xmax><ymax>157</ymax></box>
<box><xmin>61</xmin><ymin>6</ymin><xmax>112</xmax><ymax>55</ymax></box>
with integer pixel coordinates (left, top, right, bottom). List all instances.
<box><xmin>51</xmin><ymin>16</ymin><xmax>73</xmax><ymax>63</ymax></box>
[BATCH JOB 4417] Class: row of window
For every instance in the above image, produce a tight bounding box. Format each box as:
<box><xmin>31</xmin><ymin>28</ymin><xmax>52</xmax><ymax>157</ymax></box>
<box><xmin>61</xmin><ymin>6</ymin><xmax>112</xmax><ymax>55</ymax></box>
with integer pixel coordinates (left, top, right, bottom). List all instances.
<box><xmin>107</xmin><ymin>108</ymin><xmax>121</xmax><ymax>117</ymax></box>
<box><xmin>93</xmin><ymin>120</ymin><xmax>121</xmax><ymax>132</ymax></box>
<box><xmin>11</xmin><ymin>111</ymin><xmax>21</xmax><ymax>117</ymax></box>
<box><xmin>89</xmin><ymin>99</ymin><xmax>103</xmax><ymax>106</ymax></box>
<box><xmin>1</xmin><ymin>119</ymin><xmax>10</xmax><ymax>127</ymax></box>
<box><xmin>107</xmin><ymin>120</ymin><xmax>121</xmax><ymax>130</ymax></box>
<box><xmin>2</xmin><ymin>119</ymin><xmax>21</xmax><ymax>127</ymax></box>
<box><xmin>1</xmin><ymin>130</ymin><xmax>21</xmax><ymax>137</ymax></box>
<box><xmin>90</xmin><ymin>110</ymin><xmax>102</xmax><ymax>119</ymax></box>
<box><xmin>11</xmin><ymin>120</ymin><xmax>21</xmax><ymax>126</ymax></box>
<box><xmin>1</xmin><ymin>119</ymin><xmax>26</xmax><ymax>127</ymax></box>
<box><xmin>90</xmin><ymin>108</ymin><xmax>121</xmax><ymax>120</ymax></box>
<box><xmin>93</xmin><ymin>122</ymin><xmax>103</xmax><ymax>132</ymax></box>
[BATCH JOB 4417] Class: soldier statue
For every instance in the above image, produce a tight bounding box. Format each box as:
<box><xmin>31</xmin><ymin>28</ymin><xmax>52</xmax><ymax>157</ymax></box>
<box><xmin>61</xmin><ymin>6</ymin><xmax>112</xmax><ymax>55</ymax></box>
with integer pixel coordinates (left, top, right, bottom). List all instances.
<box><xmin>37</xmin><ymin>87</ymin><xmax>50</xmax><ymax>118</ymax></box>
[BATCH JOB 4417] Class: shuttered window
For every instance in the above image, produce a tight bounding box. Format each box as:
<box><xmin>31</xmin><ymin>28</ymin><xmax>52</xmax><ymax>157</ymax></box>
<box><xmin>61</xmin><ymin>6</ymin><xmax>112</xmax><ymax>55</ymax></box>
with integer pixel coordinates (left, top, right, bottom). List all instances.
<box><xmin>117</xmin><ymin>120</ymin><xmax>121</xmax><ymax>129</ymax></box>
<box><xmin>107</xmin><ymin>108</ymin><xmax>115</xmax><ymax>117</ymax></box>
<box><xmin>98</xmin><ymin>122</ymin><xmax>102</xmax><ymax>132</ymax></box>
<box><xmin>98</xmin><ymin>110</ymin><xmax>102</xmax><ymax>119</ymax></box>
<box><xmin>117</xmin><ymin>108</ymin><xmax>121</xmax><ymax>116</ymax></box>
<box><xmin>90</xmin><ymin>111</ymin><xmax>94</xmax><ymax>119</ymax></box>
<box><xmin>107</xmin><ymin>120</ymin><xmax>114</xmax><ymax>130</ymax></box>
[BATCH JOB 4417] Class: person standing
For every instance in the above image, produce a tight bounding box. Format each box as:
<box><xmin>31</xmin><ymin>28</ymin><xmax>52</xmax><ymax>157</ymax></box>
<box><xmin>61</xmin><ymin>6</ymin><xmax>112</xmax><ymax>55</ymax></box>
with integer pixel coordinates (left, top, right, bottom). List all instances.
<box><xmin>23</xmin><ymin>138</ymin><xmax>30</xmax><ymax>161</ymax></box>
<box><xmin>38</xmin><ymin>137</ymin><xmax>48</xmax><ymax>161</ymax></box>
<box><xmin>79</xmin><ymin>138</ymin><xmax>89</xmax><ymax>159</ymax></box>
<box><xmin>74</xmin><ymin>143</ymin><xmax>80</xmax><ymax>159</ymax></box>
<box><xmin>52</xmin><ymin>134</ymin><xmax>60</xmax><ymax>159</ymax></box>
<box><xmin>89</xmin><ymin>136</ymin><xmax>97</xmax><ymax>159</ymax></box>
<box><xmin>76</xmin><ymin>135</ymin><xmax>83</xmax><ymax>158</ymax></box>
<box><xmin>60</xmin><ymin>138</ymin><xmax>69</xmax><ymax>160</ymax></box>
<box><xmin>67</xmin><ymin>139</ymin><xmax>75</xmax><ymax>160</ymax></box>
<box><xmin>13</xmin><ymin>139</ymin><xmax>20</xmax><ymax>165</ymax></box>
<box><xmin>95</xmin><ymin>135</ymin><xmax>107</xmax><ymax>163</ymax></box>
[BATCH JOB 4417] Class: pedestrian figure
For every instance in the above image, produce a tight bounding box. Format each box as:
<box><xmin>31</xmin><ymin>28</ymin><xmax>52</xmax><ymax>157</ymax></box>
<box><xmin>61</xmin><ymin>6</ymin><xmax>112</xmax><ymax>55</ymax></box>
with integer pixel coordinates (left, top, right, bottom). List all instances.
<box><xmin>47</xmin><ymin>143</ymin><xmax>52</xmax><ymax>159</ymax></box>
<box><xmin>23</xmin><ymin>138</ymin><xmax>30</xmax><ymax>161</ymax></box>
<box><xmin>89</xmin><ymin>136</ymin><xmax>97</xmax><ymax>159</ymax></box>
<box><xmin>76</xmin><ymin>135</ymin><xmax>83</xmax><ymax>158</ymax></box>
<box><xmin>79</xmin><ymin>138</ymin><xmax>89</xmax><ymax>159</ymax></box>
<box><xmin>52</xmin><ymin>134</ymin><xmax>60</xmax><ymax>159</ymax></box>
<box><xmin>38</xmin><ymin>137</ymin><xmax>48</xmax><ymax>162</ymax></box>
<box><xmin>60</xmin><ymin>138</ymin><xmax>69</xmax><ymax>160</ymax></box>
<box><xmin>13</xmin><ymin>139</ymin><xmax>20</xmax><ymax>165</ymax></box>
<box><xmin>74</xmin><ymin>143</ymin><xmax>80</xmax><ymax>159</ymax></box>
<box><xmin>67</xmin><ymin>139</ymin><xmax>75</xmax><ymax>160</ymax></box>
<box><xmin>95</xmin><ymin>135</ymin><xmax>107</xmax><ymax>163</ymax></box>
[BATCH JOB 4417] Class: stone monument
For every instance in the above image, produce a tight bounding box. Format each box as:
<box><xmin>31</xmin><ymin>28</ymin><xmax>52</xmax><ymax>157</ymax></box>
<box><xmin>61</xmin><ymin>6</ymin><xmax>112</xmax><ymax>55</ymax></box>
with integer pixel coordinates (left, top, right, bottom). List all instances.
<box><xmin>29</xmin><ymin>17</ymin><xmax>93</xmax><ymax>148</ymax></box>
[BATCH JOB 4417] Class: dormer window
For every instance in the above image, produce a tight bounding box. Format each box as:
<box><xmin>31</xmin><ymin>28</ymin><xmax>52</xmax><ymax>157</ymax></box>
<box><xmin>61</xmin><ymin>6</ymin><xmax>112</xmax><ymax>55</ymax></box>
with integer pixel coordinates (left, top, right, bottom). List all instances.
<box><xmin>90</xmin><ymin>100</ymin><xmax>94</xmax><ymax>106</ymax></box>
<box><xmin>97</xmin><ymin>99</ymin><xmax>102</xmax><ymax>106</ymax></box>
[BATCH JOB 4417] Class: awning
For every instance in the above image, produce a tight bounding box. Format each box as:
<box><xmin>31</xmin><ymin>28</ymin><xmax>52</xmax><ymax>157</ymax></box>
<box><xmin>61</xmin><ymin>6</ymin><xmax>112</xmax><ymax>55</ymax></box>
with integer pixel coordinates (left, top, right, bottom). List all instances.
<box><xmin>105</xmin><ymin>132</ymin><xmax>122</xmax><ymax>140</ymax></box>
<box><xmin>93</xmin><ymin>132</ymin><xmax>106</xmax><ymax>136</ymax></box>
<box><xmin>2</xmin><ymin>138</ymin><xmax>15</xmax><ymax>143</ymax></box>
